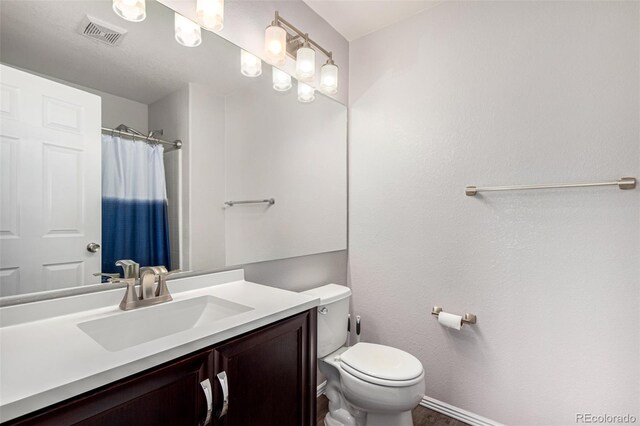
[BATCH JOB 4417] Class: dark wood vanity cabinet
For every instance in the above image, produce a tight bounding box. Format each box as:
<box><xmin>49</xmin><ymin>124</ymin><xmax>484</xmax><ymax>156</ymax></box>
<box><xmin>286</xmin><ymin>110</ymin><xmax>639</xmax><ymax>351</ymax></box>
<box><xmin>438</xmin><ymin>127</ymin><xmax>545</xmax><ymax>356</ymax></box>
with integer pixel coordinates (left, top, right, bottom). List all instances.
<box><xmin>212</xmin><ymin>310</ymin><xmax>316</xmax><ymax>426</ymax></box>
<box><xmin>10</xmin><ymin>350</ymin><xmax>212</xmax><ymax>426</ymax></box>
<box><xmin>8</xmin><ymin>309</ymin><xmax>316</xmax><ymax>426</ymax></box>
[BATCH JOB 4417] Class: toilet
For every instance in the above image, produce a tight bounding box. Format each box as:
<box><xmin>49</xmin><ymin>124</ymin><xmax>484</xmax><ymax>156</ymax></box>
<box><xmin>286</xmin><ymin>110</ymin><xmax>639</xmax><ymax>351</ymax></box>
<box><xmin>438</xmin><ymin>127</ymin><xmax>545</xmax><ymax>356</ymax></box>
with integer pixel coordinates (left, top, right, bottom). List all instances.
<box><xmin>303</xmin><ymin>284</ymin><xmax>425</xmax><ymax>426</ymax></box>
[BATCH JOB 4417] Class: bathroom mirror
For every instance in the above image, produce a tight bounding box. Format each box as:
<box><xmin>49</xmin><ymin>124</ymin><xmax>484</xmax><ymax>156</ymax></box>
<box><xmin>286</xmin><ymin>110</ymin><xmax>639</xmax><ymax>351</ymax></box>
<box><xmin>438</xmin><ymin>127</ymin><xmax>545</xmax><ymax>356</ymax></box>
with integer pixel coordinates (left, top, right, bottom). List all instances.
<box><xmin>0</xmin><ymin>0</ymin><xmax>347</xmax><ymax>298</ymax></box>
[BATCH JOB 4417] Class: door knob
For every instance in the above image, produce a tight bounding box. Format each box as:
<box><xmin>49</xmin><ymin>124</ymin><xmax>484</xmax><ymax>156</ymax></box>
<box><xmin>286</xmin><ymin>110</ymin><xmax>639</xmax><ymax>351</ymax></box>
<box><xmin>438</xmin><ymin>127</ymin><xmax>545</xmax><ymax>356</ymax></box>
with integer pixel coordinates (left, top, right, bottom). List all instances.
<box><xmin>86</xmin><ymin>243</ymin><xmax>101</xmax><ymax>253</ymax></box>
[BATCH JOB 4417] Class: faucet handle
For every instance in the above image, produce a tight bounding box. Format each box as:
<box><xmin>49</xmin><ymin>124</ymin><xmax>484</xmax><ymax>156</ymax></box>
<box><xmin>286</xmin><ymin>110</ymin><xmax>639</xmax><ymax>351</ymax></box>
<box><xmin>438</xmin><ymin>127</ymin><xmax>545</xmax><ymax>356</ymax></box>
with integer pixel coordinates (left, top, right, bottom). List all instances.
<box><xmin>93</xmin><ymin>272</ymin><xmax>121</xmax><ymax>283</ymax></box>
<box><xmin>118</xmin><ymin>278</ymin><xmax>139</xmax><ymax>310</ymax></box>
<box><xmin>155</xmin><ymin>267</ymin><xmax>180</xmax><ymax>298</ymax></box>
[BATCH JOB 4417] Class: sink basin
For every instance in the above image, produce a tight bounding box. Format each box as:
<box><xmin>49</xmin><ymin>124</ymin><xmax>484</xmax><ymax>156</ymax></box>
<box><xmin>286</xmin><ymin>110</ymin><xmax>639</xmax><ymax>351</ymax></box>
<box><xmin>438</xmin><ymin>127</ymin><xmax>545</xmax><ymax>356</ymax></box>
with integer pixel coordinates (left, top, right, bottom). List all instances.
<box><xmin>78</xmin><ymin>296</ymin><xmax>253</xmax><ymax>352</ymax></box>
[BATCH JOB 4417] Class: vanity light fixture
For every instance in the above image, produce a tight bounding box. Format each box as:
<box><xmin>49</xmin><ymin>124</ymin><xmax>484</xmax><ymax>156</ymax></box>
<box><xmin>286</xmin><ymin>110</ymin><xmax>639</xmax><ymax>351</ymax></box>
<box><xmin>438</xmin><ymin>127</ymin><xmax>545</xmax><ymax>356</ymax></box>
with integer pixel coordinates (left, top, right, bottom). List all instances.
<box><xmin>272</xmin><ymin>67</ymin><xmax>292</xmax><ymax>91</ymax></box>
<box><xmin>265</xmin><ymin>14</ymin><xmax>287</xmax><ymax>66</ymax></box>
<box><xmin>196</xmin><ymin>0</ymin><xmax>224</xmax><ymax>32</ymax></box>
<box><xmin>295</xmin><ymin>36</ymin><xmax>315</xmax><ymax>82</ymax></box>
<box><xmin>241</xmin><ymin>49</ymin><xmax>262</xmax><ymax>77</ymax></box>
<box><xmin>264</xmin><ymin>12</ymin><xmax>339</xmax><ymax>94</ymax></box>
<box><xmin>320</xmin><ymin>57</ymin><xmax>338</xmax><ymax>95</ymax></box>
<box><xmin>297</xmin><ymin>82</ymin><xmax>315</xmax><ymax>103</ymax></box>
<box><xmin>174</xmin><ymin>13</ymin><xmax>202</xmax><ymax>47</ymax></box>
<box><xmin>113</xmin><ymin>0</ymin><xmax>146</xmax><ymax>22</ymax></box>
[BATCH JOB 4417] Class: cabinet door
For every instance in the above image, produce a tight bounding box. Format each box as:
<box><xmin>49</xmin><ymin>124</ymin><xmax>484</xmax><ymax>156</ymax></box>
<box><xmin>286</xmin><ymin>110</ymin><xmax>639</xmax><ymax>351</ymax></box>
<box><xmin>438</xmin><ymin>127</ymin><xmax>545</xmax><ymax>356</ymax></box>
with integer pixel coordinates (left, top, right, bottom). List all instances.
<box><xmin>10</xmin><ymin>351</ymin><xmax>212</xmax><ymax>426</ymax></box>
<box><xmin>212</xmin><ymin>310</ymin><xmax>317</xmax><ymax>426</ymax></box>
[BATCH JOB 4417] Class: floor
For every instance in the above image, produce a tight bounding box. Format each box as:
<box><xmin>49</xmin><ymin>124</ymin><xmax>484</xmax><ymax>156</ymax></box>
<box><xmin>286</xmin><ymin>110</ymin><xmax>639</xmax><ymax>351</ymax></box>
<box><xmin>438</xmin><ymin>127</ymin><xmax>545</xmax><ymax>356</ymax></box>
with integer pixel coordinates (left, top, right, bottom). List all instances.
<box><xmin>316</xmin><ymin>395</ymin><xmax>469</xmax><ymax>426</ymax></box>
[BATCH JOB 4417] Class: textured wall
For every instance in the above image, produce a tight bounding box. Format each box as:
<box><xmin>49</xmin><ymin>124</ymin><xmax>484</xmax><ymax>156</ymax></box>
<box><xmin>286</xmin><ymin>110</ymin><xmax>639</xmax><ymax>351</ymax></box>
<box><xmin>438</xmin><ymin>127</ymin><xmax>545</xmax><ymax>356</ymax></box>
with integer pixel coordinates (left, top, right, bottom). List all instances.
<box><xmin>349</xmin><ymin>2</ymin><xmax>640</xmax><ymax>424</ymax></box>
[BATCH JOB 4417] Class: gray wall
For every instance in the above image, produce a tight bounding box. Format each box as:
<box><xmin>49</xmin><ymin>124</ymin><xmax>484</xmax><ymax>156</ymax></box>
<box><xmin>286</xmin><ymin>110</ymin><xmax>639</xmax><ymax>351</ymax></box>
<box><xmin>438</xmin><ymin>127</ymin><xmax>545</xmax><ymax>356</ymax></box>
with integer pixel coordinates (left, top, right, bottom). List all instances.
<box><xmin>188</xmin><ymin>84</ymin><xmax>227</xmax><ymax>271</ymax></box>
<box><xmin>225</xmin><ymin>79</ymin><xmax>347</xmax><ymax>266</ymax></box>
<box><xmin>244</xmin><ymin>250</ymin><xmax>348</xmax><ymax>292</ymax></box>
<box><xmin>349</xmin><ymin>1</ymin><xmax>639</xmax><ymax>424</ymax></box>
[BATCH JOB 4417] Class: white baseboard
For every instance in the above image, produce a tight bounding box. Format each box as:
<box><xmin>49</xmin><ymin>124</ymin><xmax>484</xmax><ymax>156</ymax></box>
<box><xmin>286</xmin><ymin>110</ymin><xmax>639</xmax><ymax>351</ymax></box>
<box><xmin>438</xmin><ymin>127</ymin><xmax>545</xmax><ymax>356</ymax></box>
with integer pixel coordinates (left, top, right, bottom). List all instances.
<box><xmin>317</xmin><ymin>380</ymin><xmax>327</xmax><ymax>397</ymax></box>
<box><xmin>420</xmin><ymin>396</ymin><xmax>503</xmax><ymax>426</ymax></box>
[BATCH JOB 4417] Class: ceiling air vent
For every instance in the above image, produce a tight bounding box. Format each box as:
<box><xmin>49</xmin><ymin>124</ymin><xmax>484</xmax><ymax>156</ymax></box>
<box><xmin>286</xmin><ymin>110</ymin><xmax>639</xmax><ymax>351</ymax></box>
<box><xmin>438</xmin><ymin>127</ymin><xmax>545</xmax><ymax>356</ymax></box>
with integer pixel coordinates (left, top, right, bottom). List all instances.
<box><xmin>79</xmin><ymin>15</ymin><xmax>127</xmax><ymax>47</ymax></box>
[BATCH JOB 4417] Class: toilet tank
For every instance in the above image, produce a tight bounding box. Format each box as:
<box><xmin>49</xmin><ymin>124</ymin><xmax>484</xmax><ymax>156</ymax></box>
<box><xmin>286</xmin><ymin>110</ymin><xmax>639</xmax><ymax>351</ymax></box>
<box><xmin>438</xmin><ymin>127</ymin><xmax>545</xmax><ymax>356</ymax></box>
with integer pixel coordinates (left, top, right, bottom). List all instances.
<box><xmin>302</xmin><ymin>284</ymin><xmax>351</xmax><ymax>358</ymax></box>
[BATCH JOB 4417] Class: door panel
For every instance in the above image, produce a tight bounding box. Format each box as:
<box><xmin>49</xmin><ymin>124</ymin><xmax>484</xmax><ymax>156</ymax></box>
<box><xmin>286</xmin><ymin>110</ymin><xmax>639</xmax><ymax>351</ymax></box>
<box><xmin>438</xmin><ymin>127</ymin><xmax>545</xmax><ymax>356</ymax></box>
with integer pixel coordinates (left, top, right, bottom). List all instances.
<box><xmin>42</xmin><ymin>143</ymin><xmax>84</xmax><ymax>236</ymax></box>
<box><xmin>42</xmin><ymin>96</ymin><xmax>84</xmax><ymax>134</ymax></box>
<box><xmin>0</xmin><ymin>135</ymin><xmax>19</xmax><ymax>239</ymax></box>
<box><xmin>42</xmin><ymin>261</ymin><xmax>84</xmax><ymax>291</ymax></box>
<box><xmin>0</xmin><ymin>64</ymin><xmax>101</xmax><ymax>296</ymax></box>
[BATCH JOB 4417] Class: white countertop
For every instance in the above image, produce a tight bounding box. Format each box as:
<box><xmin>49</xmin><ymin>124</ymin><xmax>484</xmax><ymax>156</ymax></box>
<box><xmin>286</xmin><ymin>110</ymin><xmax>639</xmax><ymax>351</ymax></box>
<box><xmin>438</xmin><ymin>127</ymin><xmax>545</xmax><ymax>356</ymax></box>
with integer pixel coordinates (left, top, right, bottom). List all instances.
<box><xmin>0</xmin><ymin>270</ymin><xmax>319</xmax><ymax>422</ymax></box>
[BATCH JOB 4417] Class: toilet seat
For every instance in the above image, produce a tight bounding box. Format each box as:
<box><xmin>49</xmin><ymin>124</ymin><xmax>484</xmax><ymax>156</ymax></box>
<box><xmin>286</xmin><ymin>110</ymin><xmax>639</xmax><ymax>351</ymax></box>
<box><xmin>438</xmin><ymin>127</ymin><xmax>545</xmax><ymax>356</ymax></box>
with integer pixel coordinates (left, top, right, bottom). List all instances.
<box><xmin>339</xmin><ymin>343</ymin><xmax>424</xmax><ymax>387</ymax></box>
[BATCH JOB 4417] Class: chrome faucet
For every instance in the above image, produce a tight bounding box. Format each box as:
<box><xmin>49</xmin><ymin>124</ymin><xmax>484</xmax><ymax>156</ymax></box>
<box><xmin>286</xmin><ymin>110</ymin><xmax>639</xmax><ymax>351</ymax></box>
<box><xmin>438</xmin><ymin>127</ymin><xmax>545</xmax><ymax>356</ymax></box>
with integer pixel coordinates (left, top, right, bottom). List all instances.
<box><xmin>119</xmin><ymin>265</ymin><xmax>177</xmax><ymax>311</ymax></box>
<box><xmin>115</xmin><ymin>259</ymin><xmax>140</xmax><ymax>279</ymax></box>
<box><xmin>139</xmin><ymin>267</ymin><xmax>158</xmax><ymax>300</ymax></box>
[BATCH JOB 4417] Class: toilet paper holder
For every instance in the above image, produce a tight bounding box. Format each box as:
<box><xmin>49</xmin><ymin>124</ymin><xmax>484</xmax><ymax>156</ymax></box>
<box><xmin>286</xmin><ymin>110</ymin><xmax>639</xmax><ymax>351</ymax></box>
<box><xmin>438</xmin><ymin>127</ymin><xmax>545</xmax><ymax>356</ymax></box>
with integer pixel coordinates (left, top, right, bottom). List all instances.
<box><xmin>431</xmin><ymin>306</ymin><xmax>477</xmax><ymax>326</ymax></box>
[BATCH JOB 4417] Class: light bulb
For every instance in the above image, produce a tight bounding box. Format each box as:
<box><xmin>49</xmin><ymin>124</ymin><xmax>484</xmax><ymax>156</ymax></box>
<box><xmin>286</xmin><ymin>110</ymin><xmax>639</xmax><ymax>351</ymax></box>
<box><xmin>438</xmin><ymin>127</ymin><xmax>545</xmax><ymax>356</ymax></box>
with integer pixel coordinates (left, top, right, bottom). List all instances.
<box><xmin>264</xmin><ymin>25</ymin><xmax>287</xmax><ymax>66</ymax></box>
<box><xmin>320</xmin><ymin>61</ymin><xmax>338</xmax><ymax>95</ymax></box>
<box><xmin>241</xmin><ymin>50</ymin><xmax>262</xmax><ymax>77</ymax></box>
<box><xmin>272</xmin><ymin>67</ymin><xmax>292</xmax><ymax>91</ymax></box>
<box><xmin>113</xmin><ymin>0</ymin><xmax>146</xmax><ymax>22</ymax></box>
<box><xmin>197</xmin><ymin>0</ymin><xmax>224</xmax><ymax>32</ymax></box>
<box><xmin>297</xmin><ymin>82</ymin><xmax>315</xmax><ymax>103</ymax></box>
<box><xmin>296</xmin><ymin>45</ymin><xmax>315</xmax><ymax>82</ymax></box>
<box><xmin>174</xmin><ymin>13</ymin><xmax>202</xmax><ymax>47</ymax></box>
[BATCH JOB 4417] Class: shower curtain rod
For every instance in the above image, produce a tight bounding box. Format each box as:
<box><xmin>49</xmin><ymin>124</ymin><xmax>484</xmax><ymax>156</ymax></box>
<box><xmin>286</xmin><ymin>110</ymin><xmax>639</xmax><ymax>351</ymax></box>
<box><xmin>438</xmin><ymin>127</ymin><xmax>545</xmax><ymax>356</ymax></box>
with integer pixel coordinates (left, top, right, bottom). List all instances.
<box><xmin>102</xmin><ymin>125</ymin><xmax>182</xmax><ymax>151</ymax></box>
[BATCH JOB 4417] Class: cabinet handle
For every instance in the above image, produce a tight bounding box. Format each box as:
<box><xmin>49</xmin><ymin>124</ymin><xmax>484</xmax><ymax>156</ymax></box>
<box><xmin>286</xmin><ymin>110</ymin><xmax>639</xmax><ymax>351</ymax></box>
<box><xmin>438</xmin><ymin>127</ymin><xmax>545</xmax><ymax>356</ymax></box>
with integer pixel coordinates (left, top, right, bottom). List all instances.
<box><xmin>200</xmin><ymin>379</ymin><xmax>213</xmax><ymax>426</ymax></box>
<box><xmin>216</xmin><ymin>371</ymin><xmax>229</xmax><ymax>418</ymax></box>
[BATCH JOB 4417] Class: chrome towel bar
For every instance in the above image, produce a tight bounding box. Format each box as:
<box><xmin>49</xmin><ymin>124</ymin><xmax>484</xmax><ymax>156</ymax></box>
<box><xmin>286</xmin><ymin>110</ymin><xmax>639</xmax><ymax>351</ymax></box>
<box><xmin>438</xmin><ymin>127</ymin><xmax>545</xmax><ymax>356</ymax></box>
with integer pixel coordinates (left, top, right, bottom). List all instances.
<box><xmin>224</xmin><ymin>198</ymin><xmax>275</xmax><ymax>207</ymax></box>
<box><xmin>466</xmin><ymin>177</ymin><xmax>636</xmax><ymax>196</ymax></box>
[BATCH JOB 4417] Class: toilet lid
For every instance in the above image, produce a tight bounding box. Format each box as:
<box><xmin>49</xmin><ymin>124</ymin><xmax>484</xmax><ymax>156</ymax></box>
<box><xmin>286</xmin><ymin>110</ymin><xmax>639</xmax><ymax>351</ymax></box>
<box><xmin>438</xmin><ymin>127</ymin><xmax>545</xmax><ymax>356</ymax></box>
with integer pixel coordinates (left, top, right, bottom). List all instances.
<box><xmin>340</xmin><ymin>343</ymin><xmax>423</xmax><ymax>382</ymax></box>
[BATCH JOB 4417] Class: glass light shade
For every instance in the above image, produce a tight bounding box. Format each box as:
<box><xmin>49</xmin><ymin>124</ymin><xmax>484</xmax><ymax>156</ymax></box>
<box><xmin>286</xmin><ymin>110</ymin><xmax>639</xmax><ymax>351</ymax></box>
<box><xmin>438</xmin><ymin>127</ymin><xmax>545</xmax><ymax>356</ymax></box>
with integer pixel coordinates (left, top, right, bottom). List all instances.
<box><xmin>197</xmin><ymin>0</ymin><xmax>224</xmax><ymax>31</ymax></box>
<box><xmin>113</xmin><ymin>0</ymin><xmax>146</xmax><ymax>22</ymax></box>
<box><xmin>297</xmin><ymin>82</ymin><xmax>315</xmax><ymax>103</ymax></box>
<box><xmin>296</xmin><ymin>46</ymin><xmax>315</xmax><ymax>82</ymax></box>
<box><xmin>272</xmin><ymin>67</ymin><xmax>292</xmax><ymax>91</ymax></box>
<box><xmin>174</xmin><ymin>13</ymin><xmax>202</xmax><ymax>47</ymax></box>
<box><xmin>241</xmin><ymin>50</ymin><xmax>262</xmax><ymax>77</ymax></box>
<box><xmin>264</xmin><ymin>25</ymin><xmax>287</xmax><ymax>66</ymax></box>
<box><xmin>320</xmin><ymin>63</ymin><xmax>339</xmax><ymax>95</ymax></box>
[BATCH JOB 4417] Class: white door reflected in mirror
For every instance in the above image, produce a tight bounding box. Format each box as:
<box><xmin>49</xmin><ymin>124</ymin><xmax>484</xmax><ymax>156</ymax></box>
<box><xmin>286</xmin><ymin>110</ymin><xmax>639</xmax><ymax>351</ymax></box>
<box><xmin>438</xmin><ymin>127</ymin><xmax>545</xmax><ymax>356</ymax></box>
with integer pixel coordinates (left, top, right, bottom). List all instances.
<box><xmin>0</xmin><ymin>65</ymin><xmax>102</xmax><ymax>295</ymax></box>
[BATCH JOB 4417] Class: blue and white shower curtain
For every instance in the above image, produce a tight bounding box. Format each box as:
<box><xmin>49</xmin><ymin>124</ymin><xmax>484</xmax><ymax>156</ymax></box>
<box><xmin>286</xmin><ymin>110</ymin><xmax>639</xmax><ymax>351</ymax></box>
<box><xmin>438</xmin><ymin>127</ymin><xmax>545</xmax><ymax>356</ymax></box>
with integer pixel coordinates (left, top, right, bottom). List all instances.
<box><xmin>101</xmin><ymin>135</ymin><xmax>171</xmax><ymax>275</ymax></box>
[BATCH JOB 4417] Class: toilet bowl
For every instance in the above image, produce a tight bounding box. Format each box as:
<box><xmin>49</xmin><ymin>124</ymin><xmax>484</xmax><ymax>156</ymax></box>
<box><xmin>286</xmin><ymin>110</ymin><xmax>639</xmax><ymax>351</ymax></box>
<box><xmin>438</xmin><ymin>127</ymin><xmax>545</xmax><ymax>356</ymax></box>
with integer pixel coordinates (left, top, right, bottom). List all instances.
<box><xmin>302</xmin><ymin>284</ymin><xmax>425</xmax><ymax>426</ymax></box>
